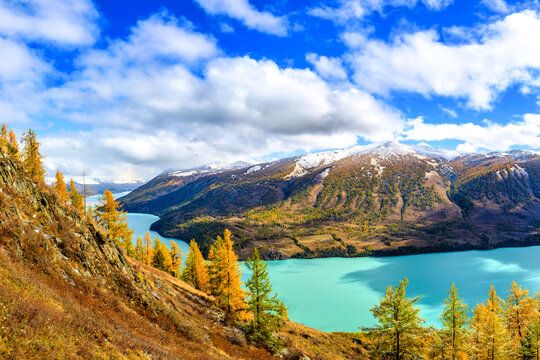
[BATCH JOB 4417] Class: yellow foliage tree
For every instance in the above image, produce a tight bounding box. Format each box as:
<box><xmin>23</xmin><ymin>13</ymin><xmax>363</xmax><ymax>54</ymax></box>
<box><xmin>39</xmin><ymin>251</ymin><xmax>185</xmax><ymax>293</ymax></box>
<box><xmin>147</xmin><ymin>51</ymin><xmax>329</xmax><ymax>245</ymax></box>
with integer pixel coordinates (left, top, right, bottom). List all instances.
<box><xmin>169</xmin><ymin>241</ymin><xmax>183</xmax><ymax>278</ymax></box>
<box><xmin>7</xmin><ymin>129</ymin><xmax>19</xmax><ymax>160</ymax></box>
<box><xmin>208</xmin><ymin>229</ymin><xmax>246</xmax><ymax>318</ymax></box>
<box><xmin>54</xmin><ymin>170</ymin><xmax>68</xmax><ymax>204</ymax></box>
<box><xmin>182</xmin><ymin>240</ymin><xmax>208</xmax><ymax>291</ymax></box>
<box><xmin>68</xmin><ymin>179</ymin><xmax>84</xmax><ymax>211</ymax></box>
<box><xmin>96</xmin><ymin>189</ymin><xmax>134</xmax><ymax>255</ymax></box>
<box><xmin>472</xmin><ymin>286</ymin><xmax>511</xmax><ymax>359</ymax></box>
<box><xmin>0</xmin><ymin>123</ymin><xmax>7</xmax><ymax>153</ymax></box>
<box><xmin>143</xmin><ymin>232</ymin><xmax>153</xmax><ymax>265</ymax></box>
<box><xmin>21</xmin><ymin>129</ymin><xmax>45</xmax><ymax>183</ymax></box>
<box><xmin>135</xmin><ymin>235</ymin><xmax>145</xmax><ymax>262</ymax></box>
<box><xmin>505</xmin><ymin>281</ymin><xmax>537</xmax><ymax>356</ymax></box>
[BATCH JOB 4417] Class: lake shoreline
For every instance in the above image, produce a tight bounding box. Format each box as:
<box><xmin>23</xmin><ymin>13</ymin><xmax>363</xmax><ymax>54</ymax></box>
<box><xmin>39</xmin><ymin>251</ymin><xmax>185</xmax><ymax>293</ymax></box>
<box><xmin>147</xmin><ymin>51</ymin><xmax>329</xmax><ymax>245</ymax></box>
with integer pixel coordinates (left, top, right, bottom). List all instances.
<box><xmin>146</xmin><ymin>217</ymin><xmax>540</xmax><ymax>261</ymax></box>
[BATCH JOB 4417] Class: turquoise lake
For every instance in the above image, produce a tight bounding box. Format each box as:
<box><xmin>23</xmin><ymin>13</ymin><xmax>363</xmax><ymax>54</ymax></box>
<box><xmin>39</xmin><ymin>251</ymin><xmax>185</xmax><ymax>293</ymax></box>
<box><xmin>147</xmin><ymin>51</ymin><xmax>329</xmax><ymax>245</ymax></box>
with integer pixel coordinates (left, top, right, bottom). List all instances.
<box><xmin>87</xmin><ymin>193</ymin><xmax>540</xmax><ymax>333</ymax></box>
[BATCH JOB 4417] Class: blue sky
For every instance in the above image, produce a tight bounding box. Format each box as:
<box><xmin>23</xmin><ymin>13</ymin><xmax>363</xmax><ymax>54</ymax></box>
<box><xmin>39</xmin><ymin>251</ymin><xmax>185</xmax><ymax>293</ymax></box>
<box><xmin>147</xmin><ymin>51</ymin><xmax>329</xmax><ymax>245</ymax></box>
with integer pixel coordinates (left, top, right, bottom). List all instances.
<box><xmin>0</xmin><ymin>0</ymin><xmax>539</xmax><ymax>182</ymax></box>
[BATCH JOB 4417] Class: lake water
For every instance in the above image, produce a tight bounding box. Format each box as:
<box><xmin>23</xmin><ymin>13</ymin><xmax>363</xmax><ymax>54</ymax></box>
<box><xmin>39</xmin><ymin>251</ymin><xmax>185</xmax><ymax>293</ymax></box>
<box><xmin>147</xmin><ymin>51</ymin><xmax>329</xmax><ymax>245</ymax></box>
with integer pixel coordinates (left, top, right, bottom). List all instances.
<box><xmin>87</xmin><ymin>193</ymin><xmax>540</xmax><ymax>333</ymax></box>
<box><xmin>85</xmin><ymin>192</ymin><xmax>190</xmax><ymax>255</ymax></box>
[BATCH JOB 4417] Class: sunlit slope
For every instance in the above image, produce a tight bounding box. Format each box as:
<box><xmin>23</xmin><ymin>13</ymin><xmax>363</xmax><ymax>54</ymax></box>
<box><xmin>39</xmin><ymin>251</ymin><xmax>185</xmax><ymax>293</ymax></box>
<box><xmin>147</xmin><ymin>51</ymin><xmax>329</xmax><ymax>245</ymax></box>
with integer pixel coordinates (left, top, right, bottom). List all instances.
<box><xmin>0</xmin><ymin>149</ymin><xmax>366</xmax><ymax>359</ymax></box>
<box><xmin>120</xmin><ymin>142</ymin><xmax>540</xmax><ymax>259</ymax></box>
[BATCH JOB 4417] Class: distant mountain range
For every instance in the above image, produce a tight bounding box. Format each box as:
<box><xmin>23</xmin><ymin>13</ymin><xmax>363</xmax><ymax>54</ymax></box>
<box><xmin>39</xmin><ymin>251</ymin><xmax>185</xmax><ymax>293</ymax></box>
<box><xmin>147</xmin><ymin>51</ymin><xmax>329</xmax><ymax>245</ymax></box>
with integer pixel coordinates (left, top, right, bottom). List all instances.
<box><xmin>119</xmin><ymin>141</ymin><xmax>540</xmax><ymax>260</ymax></box>
<box><xmin>73</xmin><ymin>181</ymin><xmax>146</xmax><ymax>196</ymax></box>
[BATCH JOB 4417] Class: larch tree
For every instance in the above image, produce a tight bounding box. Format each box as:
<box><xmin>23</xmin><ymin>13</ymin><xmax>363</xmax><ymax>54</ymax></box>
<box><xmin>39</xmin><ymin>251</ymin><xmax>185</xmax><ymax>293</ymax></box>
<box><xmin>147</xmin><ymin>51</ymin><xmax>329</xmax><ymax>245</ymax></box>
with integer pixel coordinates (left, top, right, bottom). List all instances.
<box><xmin>520</xmin><ymin>320</ymin><xmax>540</xmax><ymax>360</ymax></box>
<box><xmin>441</xmin><ymin>283</ymin><xmax>469</xmax><ymax>360</ymax></box>
<box><xmin>0</xmin><ymin>123</ymin><xmax>7</xmax><ymax>153</ymax></box>
<box><xmin>143</xmin><ymin>232</ymin><xmax>153</xmax><ymax>265</ymax></box>
<box><xmin>96</xmin><ymin>189</ymin><xmax>134</xmax><ymax>254</ymax></box>
<box><xmin>182</xmin><ymin>240</ymin><xmax>208</xmax><ymax>291</ymax></box>
<box><xmin>506</xmin><ymin>281</ymin><xmax>537</xmax><ymax>355</ymax></box>
<box><xmin>68</xmin><ymin>179</ymin><xmax>84</xmax><ymax>211</ymax></box>
<box><xmin>21</xmin><ymin>129</ymin><xmax>45</xmax><ymax>183</ymax></box>
<box><xmin>135</xmin><ymin>235</ymin><xmax>145</xmax><ymax>262</ymax></box>
<box><xmin>7</xmin><ymin>129</ymin><xmax>19</xmax><ymax>160</ymax></box>
<box><xmin>369</xmin><ymin>278</ymin><xmax>425</xmax><ymax>360</ymax></box>
<box><xmin>208</xmin><ymin>235</ymin><xmax>225</xmax><ymax>299</ymax></box>
<box><xmin>54</xmin><ymin>170</ymin><xmax>68</xmax><ymax>204</ymax></box>
<box><xmin>245</xmin><ymin>248</ymin><xmax>287</xmax><ymax>348</ymax></box>
<box><xmin>476</xmin><ymin>285</ymin><xmax>511</xmax><ymax>360</ymax></box>
<box><xmin>151</xmin><ymin>238</ymin><xmax>167</xmax><ymax>271</ymax></box>
<box><xmin>209</xmin><ymin>229</ymin><xmax>246</xmax><ymax>319</ymax></box>
<box><xmin>169</xmin><ymin>241</ymin><xmax>183</xmax><ymax>278</ymax></box>
<box><xmin>470</xmin><ymin>303</ymin><xmax>485</xmax><ymax>359</ymax></box>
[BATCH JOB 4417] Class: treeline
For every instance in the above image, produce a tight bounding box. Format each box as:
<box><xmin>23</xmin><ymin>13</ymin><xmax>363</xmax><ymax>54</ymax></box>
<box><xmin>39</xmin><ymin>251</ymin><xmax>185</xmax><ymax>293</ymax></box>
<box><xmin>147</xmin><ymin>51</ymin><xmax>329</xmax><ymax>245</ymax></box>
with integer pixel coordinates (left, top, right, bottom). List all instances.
<box><xmin>366</xmin><ymin>279</ymin><xmax>540</xmax><ymax>359</ymax></box>
<box><xmin>0</xmin><ymin>124</ymin><xmax>288</xmax><ymax>350</ymax></box>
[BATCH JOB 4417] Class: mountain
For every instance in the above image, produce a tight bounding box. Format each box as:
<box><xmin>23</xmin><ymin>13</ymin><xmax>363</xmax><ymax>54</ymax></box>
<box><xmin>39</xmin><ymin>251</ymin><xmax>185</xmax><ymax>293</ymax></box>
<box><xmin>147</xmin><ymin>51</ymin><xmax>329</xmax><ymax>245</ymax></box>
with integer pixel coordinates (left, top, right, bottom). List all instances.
<box><xmin>0</xmin><ymin>149</ymin><xmax>366</xmax><ymax>359</ymax></box>
<box><xmin>119</xmin><ymin>141</ymin><xmax>540</xmax><ymax>260</ymax></box>
<box><xmin>74</xmin><ymin>180</ymin><xmax>146</xmax><ymax>196</ymax></box>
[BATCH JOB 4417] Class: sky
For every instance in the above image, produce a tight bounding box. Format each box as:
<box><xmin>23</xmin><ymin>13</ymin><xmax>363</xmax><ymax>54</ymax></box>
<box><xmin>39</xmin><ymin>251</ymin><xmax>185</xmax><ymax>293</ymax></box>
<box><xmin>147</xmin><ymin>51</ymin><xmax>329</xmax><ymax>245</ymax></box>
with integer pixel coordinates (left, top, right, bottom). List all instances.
<box><xmin>1</xmin><ymin>0</ymin><xmax>540</xmax><ymax>183</ymax></box>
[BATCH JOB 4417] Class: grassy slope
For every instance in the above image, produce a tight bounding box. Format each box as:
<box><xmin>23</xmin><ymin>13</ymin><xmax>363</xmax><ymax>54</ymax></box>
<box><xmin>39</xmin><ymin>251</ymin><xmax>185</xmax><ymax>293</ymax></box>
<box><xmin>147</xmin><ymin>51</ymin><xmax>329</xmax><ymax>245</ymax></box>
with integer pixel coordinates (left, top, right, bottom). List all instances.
<box><xmin>0</xmin><ymin>150</ymin><xmax>366</xmax><ymax>359</ymax></box>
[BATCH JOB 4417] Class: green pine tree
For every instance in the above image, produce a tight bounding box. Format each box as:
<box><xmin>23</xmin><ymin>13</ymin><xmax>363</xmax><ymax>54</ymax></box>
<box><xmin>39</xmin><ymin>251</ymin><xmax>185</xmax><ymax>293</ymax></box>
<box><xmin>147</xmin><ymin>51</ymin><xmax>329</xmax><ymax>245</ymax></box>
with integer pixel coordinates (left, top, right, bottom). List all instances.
<box><xmin>245</xmin><ymin>248</ymin><xmax>286</xmax><ymax>348</ymax></box>
<box><xmin>520</xmin><ymin>320</ymin><xmax>540</xmax><ymax>360</ymax></box>
<box><xmin>370</xmin><ymin>278</ymin><xmax>425</xmax><ymax>360</ymax></box>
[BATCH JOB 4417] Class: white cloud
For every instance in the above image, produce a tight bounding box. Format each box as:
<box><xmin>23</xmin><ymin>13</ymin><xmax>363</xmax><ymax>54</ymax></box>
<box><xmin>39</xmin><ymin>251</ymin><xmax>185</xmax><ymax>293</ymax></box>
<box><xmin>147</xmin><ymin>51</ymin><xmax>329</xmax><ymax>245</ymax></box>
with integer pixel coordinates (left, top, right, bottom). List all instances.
<box><xmin>78</xmin><ymin>13</ymin><xmax>218</xmax><ymax>70</ymax></box>
<box><xmin>0</xmin><ymin>0</ymin><xmax>99</xmax><ymax>45</ymax></box>
<box><xmin>347</xmin><ymin>10</ymin><xmax>540</xmax><ymax>110</ymax></box>
<box><xmin>439</xmin><ymin>106</ymin><xmax>458</xmax><ymax>118</ymax></box>
<box><xmin>309</xmin><ymin>0</ymin><xmax>453</xmax><ymax>23</ymax></box>
<box><xmin>306</xmin><ymin>53</ymin><xmax>348</xmax><ymax>80</ymax></box>
<box><xmin>403</xmin><ymin>114</ymin><xmax>540</xmax><ymax>151</ymax></box>
<box><xmin>30</xmin><ymin>14</ymin><xmax>403</xmax><ymax>181</ymax></box>
<box><xmin>481</xmin><ymin>0</ymin><xmax>510</xmax><ymax>13</ymax></box>
<box><xmin>193</xmin><ymin>0</ymin><xmax>288</xmax><ymax>36</ymax></box>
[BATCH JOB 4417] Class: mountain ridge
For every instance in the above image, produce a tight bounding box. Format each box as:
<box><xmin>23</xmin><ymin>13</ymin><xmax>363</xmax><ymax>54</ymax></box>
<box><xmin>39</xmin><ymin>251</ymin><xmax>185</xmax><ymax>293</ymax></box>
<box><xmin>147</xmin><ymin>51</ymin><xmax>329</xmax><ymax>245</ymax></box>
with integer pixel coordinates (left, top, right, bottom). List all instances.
<box><xmin>120</xmin><ymin>141</ymin><xmax>540</xmax><ymax>260</ymax></box>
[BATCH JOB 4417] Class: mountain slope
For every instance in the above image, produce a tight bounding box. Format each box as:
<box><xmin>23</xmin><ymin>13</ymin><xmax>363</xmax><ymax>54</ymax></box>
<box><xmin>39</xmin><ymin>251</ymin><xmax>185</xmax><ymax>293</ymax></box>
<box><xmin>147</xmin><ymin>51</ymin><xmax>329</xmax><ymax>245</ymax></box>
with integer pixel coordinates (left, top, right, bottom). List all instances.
<box><xmin>0</xmin><ymin>149</ymin><xmax>366</xmax><ymax>359</ymax></box>
<box><xmin>120</xmin><ymin>142</ymin><xmax>540</xmax><ymax>260</ymax></box>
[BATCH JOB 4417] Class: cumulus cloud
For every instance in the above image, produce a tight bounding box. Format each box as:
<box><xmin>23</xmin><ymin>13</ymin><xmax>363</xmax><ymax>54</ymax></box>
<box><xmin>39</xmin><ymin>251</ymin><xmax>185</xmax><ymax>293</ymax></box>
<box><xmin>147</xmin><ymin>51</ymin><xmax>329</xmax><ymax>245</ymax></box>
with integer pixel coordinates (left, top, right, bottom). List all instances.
<box><xmin>403</xmin><ymin>114</ymin><xmax>540</xmax><ymax>152</ymax></box>
<box><xmin>29</xmin><ymin>13</ymin><xmax>403</xmax><ymax>181</ymax></box>
<box><xmin>0</xmin><ymin>0</ymin><xmax>99</xmax><ymax>45</ymax></box>
<box><xmin>306</xmin><ymin>53</ymin><xmax>348</xmax><ymax>80</ymax></box>
<box><xmin>193</xmin><ymin>0</ymin><xmax>288</xmax><ymax>36</ymax></box>
<box><xmin>346</xmin><ymin>10</ymin><xmax>540</xmax><ymax>110</ymax></box>
<box><xmin>309</xmin><ymin>0</ymin><xmax>453</xmax><ymax>23</ymax></box>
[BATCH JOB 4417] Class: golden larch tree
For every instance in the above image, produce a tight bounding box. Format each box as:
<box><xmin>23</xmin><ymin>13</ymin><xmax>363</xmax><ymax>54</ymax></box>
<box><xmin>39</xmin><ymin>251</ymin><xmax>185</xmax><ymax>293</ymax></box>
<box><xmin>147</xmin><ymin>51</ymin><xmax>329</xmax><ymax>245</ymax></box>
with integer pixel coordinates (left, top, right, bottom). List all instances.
<box><xmin>209</xmin><ymin>229</ymin><xmax>246</xmax><ymax>318</ymax></box>
<box><xmin>506</xmin><ymin>281</ymin><xmax>537</xmax><ymax>356</ymax></box>
<box><xmin>54</xmin><ymin>170</ymin><xmax>68</xmax><ymax>204</ymax></box>
<box><xmin>135</xmin><ymin>235</ymin><xmax>145</xmax><ymax>262</ymax></box>
<box><xmin>8</xmin><ymin>129</ymin><xmax>20</xmax><ymax>160</ymax></box>
<box><xmin>68</xmin><ymin>179</ymin><xmax>84</xmax><ymax>211</ymax></box>
<box><xmin>0</xmin><ymin>123</ymin><xmax>7</xmax><ymax>152</ymax></box>
<box><xmin>182</xmin><ymin>240</ymin><xmax>208</xmax><ymax>291</ymax></box>
<box><xmin>474</xmin><ymin>286</ymin><xmax>511</xmax><ymax>360</ymax></box>
<box><xmin>21</xmin><ymin>129</ymin><xmax>45</xmax><ymax>183</ymax></box>
<box><xmin>143</xmin><ymin>232</ymin><xmax>153</xmax><ymax>265</ymax></box>
<box><xmin>169</xmin><ymin>241</ymin><xmax>183</xmax><ymax>278</ymax></box>
<box><xmin>95</xmin><ymin>189</ymin><xmax>134</xmax><ymax>254</ymax></box>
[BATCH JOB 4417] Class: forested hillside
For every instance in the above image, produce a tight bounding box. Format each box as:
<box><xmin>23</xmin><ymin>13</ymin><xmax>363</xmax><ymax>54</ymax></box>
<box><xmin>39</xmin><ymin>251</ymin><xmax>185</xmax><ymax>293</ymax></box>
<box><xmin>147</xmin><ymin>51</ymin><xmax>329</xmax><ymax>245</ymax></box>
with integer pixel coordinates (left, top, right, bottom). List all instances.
<box><xmin>121</xmin><ymin>142</ymin><xmax>540</xmax><ymax>260</ymax></box>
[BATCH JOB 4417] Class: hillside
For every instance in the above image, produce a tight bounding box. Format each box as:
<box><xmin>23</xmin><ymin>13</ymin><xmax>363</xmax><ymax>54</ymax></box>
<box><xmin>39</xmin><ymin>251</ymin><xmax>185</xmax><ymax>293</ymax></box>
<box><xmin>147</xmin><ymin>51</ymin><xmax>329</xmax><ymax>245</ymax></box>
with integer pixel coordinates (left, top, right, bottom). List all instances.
<box><xmin>0</xmin><ymin>149</ymin><xmax>366</xmax><ymax>359</ymax></box>
<box><xmin>120</xmin><ymin>142</ymin><xmax>540</xmax><ymax>260</ymax></box>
